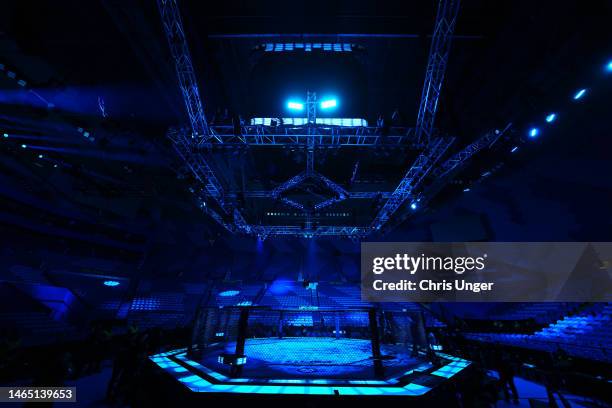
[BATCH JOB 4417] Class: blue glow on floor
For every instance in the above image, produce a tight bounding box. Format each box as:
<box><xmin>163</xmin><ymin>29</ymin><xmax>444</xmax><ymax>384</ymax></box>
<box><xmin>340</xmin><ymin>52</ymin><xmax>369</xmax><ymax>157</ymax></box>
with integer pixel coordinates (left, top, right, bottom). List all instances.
<box><xmin>430</xmin><ymin>361</ymin><xmax>470</xmax><ymax>378</ymax></box>
<box><xmin>150</xmin><ymin>347</ymin><xmax>470</xmax><ymax>397</ymax></box>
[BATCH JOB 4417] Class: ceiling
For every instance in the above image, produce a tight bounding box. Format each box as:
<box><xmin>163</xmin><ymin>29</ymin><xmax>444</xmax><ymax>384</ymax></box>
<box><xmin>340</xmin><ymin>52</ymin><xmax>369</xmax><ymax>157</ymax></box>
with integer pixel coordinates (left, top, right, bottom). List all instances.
<box><xmin>0</xmin><ymin>0</ymin><xmax>611</xmax><ymax>287</ymax></box>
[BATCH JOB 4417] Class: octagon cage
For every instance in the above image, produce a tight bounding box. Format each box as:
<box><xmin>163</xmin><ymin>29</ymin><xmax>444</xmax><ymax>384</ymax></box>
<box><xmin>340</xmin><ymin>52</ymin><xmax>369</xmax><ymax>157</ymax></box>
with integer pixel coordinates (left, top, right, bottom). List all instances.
<box><xmin>188</xmin><ymin>306</ymin><xmax>429</xmax><ymax>380</ymax></box>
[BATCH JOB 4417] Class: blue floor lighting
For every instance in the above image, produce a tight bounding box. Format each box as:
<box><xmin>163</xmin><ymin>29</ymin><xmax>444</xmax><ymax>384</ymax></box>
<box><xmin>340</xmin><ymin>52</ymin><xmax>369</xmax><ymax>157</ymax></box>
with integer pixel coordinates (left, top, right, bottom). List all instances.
<box><xmin>150</xmin><ymin>344</ymin><xmax>471</xmax><ymax>397</ymax></box>
<box><xmin>528</xmin><ymin>127</ymin><xmax>539</xmax><ymax>138</ymax></box>
<box><xmin>546</xmin><ymin>113</ymin><xmax>557</xmax><ymax>123</ymax></box>
<box><xmin>103</xmin><ymin>280</ymin><xmax>120</xmax><ymax>287</ymax></box>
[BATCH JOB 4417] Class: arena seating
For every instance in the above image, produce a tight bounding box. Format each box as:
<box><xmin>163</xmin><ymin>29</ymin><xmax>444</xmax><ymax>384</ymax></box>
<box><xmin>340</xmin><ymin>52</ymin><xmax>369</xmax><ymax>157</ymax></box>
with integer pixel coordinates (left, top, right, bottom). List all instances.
<box><xmin>466</xmin><ymin>303</ymin><xmax>611</xmax><ymax>362</ymax></box>
<box><xmin>488</xmin><ymin>302</ymin><xmax>576</xmax><ymax>323</ymax></box>
<box><xmin>259</xmin><ymin>281</ymin><xmax>317</xmax><ymax>308</ymax></box>
<box><xmin>213</xmin><ymin>284</ymin><xmax>263</xmax><ymax>307</ymax></box>
<box><xmin>315</xmin><ymin>284</ymin><xmax>371</xmax><ymax>308</ymax></box>
<box><xmin>127</xmin><ymin>292</ymin><xmax>189</xmax><ymax>329</ymax></box>
<box><xmin>0</xmin><ymin>311</ymin><xmax>79</xmax><ymax>345</ymax></box>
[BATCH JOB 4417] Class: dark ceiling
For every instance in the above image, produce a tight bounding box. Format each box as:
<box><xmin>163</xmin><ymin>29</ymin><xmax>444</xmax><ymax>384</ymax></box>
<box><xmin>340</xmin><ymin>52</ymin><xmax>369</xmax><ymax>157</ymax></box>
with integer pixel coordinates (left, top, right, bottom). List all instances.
<box><xmin>0</xmin><ymin>0</ymin><xmax>611</xmax><ymax>289</ymax></box>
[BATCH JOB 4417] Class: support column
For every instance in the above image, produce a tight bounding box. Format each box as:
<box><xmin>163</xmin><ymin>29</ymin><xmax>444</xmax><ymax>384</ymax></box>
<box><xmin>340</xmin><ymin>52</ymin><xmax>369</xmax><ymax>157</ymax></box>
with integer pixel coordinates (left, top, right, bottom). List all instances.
<box><xmin>232</xmin><ymin>308</ymin><xmax>250</xmax><ymax>377</ymax></box>
<box><xmin>306</xmin><ymin>91</ymin><xmax>316</xmax><ymax>177</ymax></box>
<box><xmin>368</xmin><ymin>308</ymin><xmax>385</xmax><ymax>378</ymax></box>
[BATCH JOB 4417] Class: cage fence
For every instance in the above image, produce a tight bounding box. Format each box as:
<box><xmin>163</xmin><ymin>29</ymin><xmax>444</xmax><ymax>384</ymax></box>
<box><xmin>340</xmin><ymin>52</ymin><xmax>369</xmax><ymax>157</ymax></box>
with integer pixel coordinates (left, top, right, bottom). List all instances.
<box><xmin>189</xmin><ymin>307</ymin><xmax>428</xmax><ymax>379</ymax></box>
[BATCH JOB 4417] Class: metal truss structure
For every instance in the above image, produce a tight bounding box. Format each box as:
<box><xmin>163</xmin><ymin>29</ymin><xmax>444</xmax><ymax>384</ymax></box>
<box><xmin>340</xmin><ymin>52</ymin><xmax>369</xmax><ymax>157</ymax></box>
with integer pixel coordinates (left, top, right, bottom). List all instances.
<box><xmin>251</xmin><ymin>225</ymin><xmax>371</xmax><ymax>239</ymax></box>
<box><xmin>271</xmin><ymin>172</ymin><xmax>307</xmax><ymax>198</ymax></box>
<box><xmin>433</xmin><ymin>123</ymin><xmax>512</xmax><ymax>178</ymax></box>
<box><xmin>209</xmin><ymin>125</ymin><xmax>416</xmax><ymax>146</ymax></box>
<box><xmin>157</xmin><ymin>0</ymin><xmax>214</xmax><ymax>143</ymax></box>
<box><xmin>158</xmin><ymin>0</ymin><xmax>516</xmax><ymax>238</ymax></box>
<box><xmin>414</xmin><ymin>0</ymin><xmax>461</xmax><ymax>146</ymax></box>
<box><xmin>381</xmin><ymin>124</ymin><xmax>514</xmax><ymax>234</ymax></box>
<box><xmin>158</xmin><ymin>0</ymin><xmax>246</xmax><ymax>234</ymax></box>
<box><xmin>230</xmin><ymin>191</ymin><xmax>392</xmax><ymax>199</ymax></box>
<box><xmin>168</xmin><ymin>129</ymin><xmax>225</xmax><ymax>207</ymax></box>
<box><xmin>371</xmin><ymin>137</ymin><xmax>455</xmax><ymax>230</ymax></box>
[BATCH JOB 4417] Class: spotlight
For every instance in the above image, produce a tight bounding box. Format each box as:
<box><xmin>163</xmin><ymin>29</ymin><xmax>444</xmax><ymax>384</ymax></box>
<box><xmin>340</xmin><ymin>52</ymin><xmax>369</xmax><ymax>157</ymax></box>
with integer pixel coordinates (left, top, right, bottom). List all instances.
<box><xmin>410</xmin><ymin>202</ymin><xmax>417</xmax><ymax>210</ymax></box>
<box><xmin>320</xmin><ymin>99</ymin><xmax>337</xmax><ymax>109</ymax></box>
<box><xmin>103</xmin><ymin>280</ymin><xmax>120</xmax><ymax>287</ymax></box>
<box><xmin>573</xmin><ymin>88</ymin><xmax>587</xmax><ymax>100</ymax></box>
<box><xmin>287</xmin><ymin>101</ymin><xmax>304</xmax><ymax>111</ymax></box>
<box><xmin>38</xmin><ymin>154</ymin><xmax>43</xmax><ymax>159</ymax></box>
<box><xmin>2</xmin><ymin>133</ymin><xmax>7</xmax><ymax>138</ymax></box>
<box><xmin>545</xmin><ymin>113</ymin><xmax>557</xmax><ymax>123</ymax></box>
<box><xmin>21</xmin><ymin>144</ymin><xmax>27</xmax><ymax>149</ymax></box>
<box><xmin>606</xmin><ymin>60</ymin><xmax>612</xmax><ymax>72</ymax></box>
<box><xmin>463</xmin><ymin>188</ymin><xmax>471</xmax><ymax>192</ymax></box>
<box><xmin>219</xmin><ymin>290</ymin><xmax>240</xmax><ymax>297</ymax></box>
<box><xmin>528</xmin><ymin>128</ymin><xmax>539</xmax><ymax>138</ymax></box>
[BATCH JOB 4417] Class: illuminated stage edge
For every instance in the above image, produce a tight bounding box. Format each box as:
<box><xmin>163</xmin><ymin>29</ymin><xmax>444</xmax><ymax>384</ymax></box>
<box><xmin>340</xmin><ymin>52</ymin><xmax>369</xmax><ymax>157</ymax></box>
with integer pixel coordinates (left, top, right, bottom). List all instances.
<box><xmin>150</xmin><ymin>346</ymin><xmax>471</xmax><ymax>396</ymax></box>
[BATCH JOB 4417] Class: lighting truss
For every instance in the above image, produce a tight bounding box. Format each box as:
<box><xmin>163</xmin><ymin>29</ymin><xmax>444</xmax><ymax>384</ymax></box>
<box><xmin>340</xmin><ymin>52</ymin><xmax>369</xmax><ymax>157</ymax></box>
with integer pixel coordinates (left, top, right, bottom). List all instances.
<box><xmin>371</xmin><ymin>137</ymin><xmax>455</xmax><ymax>230</ymax></box>
<box><xmin>313</xmin><ymin>197</ymin><xmax>340</xmax><ymax>211</ymax></box>
<box><xmin>179</xmin><ymin>144</ymin><xmax>249</xmax><ymax>233</ymax></box>
<box><xmin>414</xmin><ymin>0</ymin><xmax>461</xmax><ymax>146</ymax></box>
<box><xmin>272</xmin><ymin>172</ymin><xmax>307</xmax><ymax>198</ymax></box>
<box><xmin>231</xmin><ymin>191</ymin><xmax>393</xmax><ymax>199</ymax></box>
<box><xmin>280</xmin><ymin>197</ymin><xmax>305</xmax><ymax>211</ymax></box>
<box><xmin>270</xmin><ymin>171</ymin><xmax>348</xmax><ymax>205</ymax></box>
<box><xmin>263</xmin><ymin>43</ymin><xmax>353</xmax><ymax>52</ymax></box>
<box><xmin>252</xmin><ymin>225</ymin><xmax>371</xmax><ymax>239</ymax></box>
<box><xmin>209</xmin><ymin>125</ymin><xmax>416</xmax><ymax>145</ymax></box>
<box><xmin>250</xmin><ymin>118</ymin><xmax>367</xmax><ymax>126</ymax></box>
<box><xmin>189</xmin><ymin>186</ymin><xmax>233</xmax><ymax>232</ymax></box>
<box><xmin>159</xmin><ymin>1</ymin><xmax>256</xmax><ymax>234</ymax></box>
<box><xmin>233</xmin><ymin>209</ymin><xmax>252</xmax><ymax>233</ymax></box>
<box><xmin>157</xmin><ymin>0</ymin><xmax>216</xmax><ymax>143</ymax></box>
<box><xmin>168</xmin><ymin>129</ymin><xmax>226</xmax><ymax>207</ymax></box>
<box><xmin>157</xmin><ymin>1</ymin><xmax>485</xmax><ymax>238</ymax></box>
<box><xmin>433</xmin><ymin>123</ymin><xmax>511</xmax><ymax>179</ymax></box>
<box><xmin>317</xmin><ymin>173</ymin><xmax>349</xmax><ymax>199</ymax></box>
<box><xmin>381</xmin><ymin>124</ymin><xmax>513</xmax><ymax>234</ymax></box>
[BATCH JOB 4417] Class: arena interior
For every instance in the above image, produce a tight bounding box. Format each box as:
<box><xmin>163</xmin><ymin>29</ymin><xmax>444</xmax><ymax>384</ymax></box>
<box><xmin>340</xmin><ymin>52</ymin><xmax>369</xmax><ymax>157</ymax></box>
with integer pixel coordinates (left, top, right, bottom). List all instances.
<box><xmin>0</xmin><ymin>1</ymin><xmax>611</xmax><ymax>407</ymax></box>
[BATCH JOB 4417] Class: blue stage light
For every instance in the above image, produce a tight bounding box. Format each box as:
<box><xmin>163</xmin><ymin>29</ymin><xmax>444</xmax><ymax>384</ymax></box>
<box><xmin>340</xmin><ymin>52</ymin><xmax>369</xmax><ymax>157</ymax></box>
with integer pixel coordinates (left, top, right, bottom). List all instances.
<box><xmin>320</xmin><ymin>99</ymin><xmax>337</xmax><ymax>109</ymax></box>
<box><xmin>573</xmin><ymin>88</ymin><xmax>587</xmax><ymax>100</ymax></box>
<box><xmin>21</xmin><ymin>144</ymin><xmax>27</xmax><ymax>148</ymax></box>
<box><xmin>511</xmin><ymin>146</ymin><xmax>519</xmax><ymax>153</ymax></box>
<box><xmin>545</xmin><ymin>113</ymin><xmax>557</xmax><ymax>123</ymax></box>
<box><xmin>103</xmin><ymin>280</ymin><xmax>120</xmax><ymax>287</ymax></box>
<box><xmin>287</xmin><ymin>101</ymin><xmax>304</xmax><ymax>111</ymax></box>
<box><xmin>410</xmin><ymin>202</ymin><xmax>417</xmax><ymax>210</ymax></box>
<box><xmin>2</xmin><ymin>133</ymin><xmax>7</xmax><ymax>138</ymax></box>
<box><xmin>463</xmin><ymin>188</ymin><xmax>470</xmax><ymax>192</ymax></box>
<box><xmin>606</xmin><ymin>60</ymin><xmax>612</xmax><ymax>72</ymax></box>
<box><xmin>219</xmin><ymin>290</ymin><xmax>240</xmax><ymax>297</ymax></box>
<box><xmin>528</xmin><ymin>128</ymin><xmax>539</xmax><ymax>138</ymax></box>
